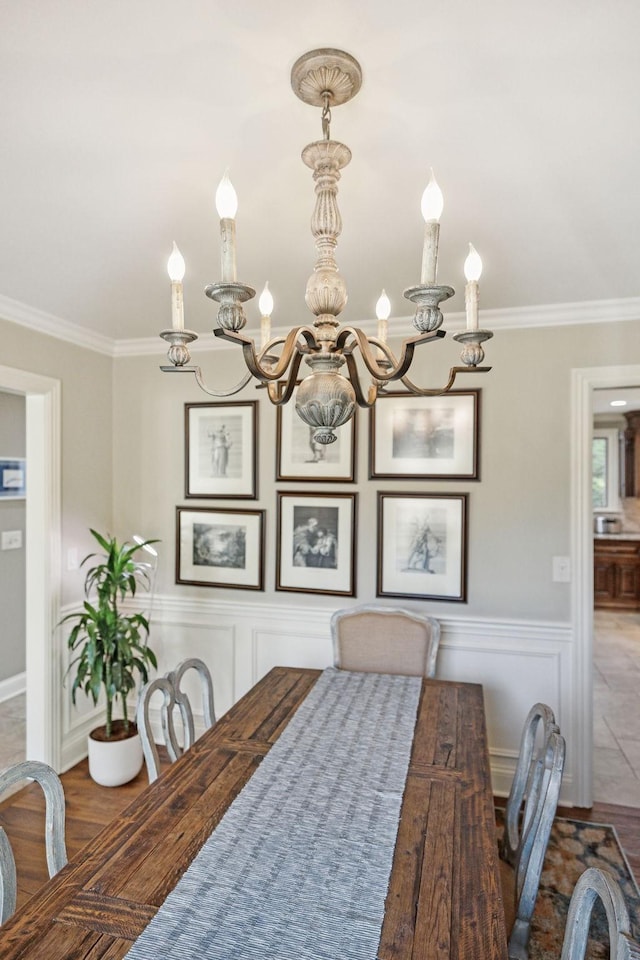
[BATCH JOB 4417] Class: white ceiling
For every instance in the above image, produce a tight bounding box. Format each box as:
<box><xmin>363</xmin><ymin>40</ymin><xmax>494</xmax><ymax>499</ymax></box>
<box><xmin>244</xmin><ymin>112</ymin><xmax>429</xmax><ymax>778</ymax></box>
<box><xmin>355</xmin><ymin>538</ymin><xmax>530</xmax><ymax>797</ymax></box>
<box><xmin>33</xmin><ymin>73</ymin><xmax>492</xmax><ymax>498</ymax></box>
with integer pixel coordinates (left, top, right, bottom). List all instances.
<box><xmin>1</xmin><ymin>1</ymin><xmax>639</xmax><ymax>342</ymax></box>
<box><xmin>593</xmin><ymin>387</ymin><xmax>640</xmax><ymax>415</ymax></box>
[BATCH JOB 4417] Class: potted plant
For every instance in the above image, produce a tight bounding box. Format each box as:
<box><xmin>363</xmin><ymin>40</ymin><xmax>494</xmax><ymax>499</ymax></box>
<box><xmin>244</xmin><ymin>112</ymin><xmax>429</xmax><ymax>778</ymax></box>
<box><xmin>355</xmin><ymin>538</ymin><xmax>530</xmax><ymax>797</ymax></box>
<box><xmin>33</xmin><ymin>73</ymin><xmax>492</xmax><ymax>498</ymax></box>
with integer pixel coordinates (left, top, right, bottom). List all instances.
<box><xmin>62</xmin><ymin>529</ymin><xmax>159</xmax><ymax>786</ymax></box>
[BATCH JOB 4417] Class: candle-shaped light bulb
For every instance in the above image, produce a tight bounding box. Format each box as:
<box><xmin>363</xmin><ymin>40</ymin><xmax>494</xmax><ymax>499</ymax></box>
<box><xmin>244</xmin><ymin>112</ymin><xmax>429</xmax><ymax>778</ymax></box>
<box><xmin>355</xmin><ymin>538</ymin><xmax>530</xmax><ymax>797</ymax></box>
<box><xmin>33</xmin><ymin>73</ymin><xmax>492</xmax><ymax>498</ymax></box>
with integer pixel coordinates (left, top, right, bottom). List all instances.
<box><xmin>464</xmin><ymin>243</ymin><xmax>483</xmax><ymax>282</ymax></box>
<box><xmin>215</xmin><ymin>171</ymin><xmax>238</xmax><ymax>219</ymax></box>
<box><xmin>216</xmin><ymin>170</ymin><xmax>238</xmax><ymax>282</ymax></box>
<box><xmin>421</xmin><ymin>169</ymin><xmax>444</xmax><ymax>222</ymax></box>
<box><xmin>376</xmin><ymin>288</ymin><xmax>391</xmax><ymax>349</ymax></box>
<box><xmin>420</xmin><ymin>169</ymin><xmax>443</xmax><ymax>285</ymax></box>
<box><xmin>167</xmin><ymin>241</ymin><xmax>185</xmax><ymax>282</ymax></box>
<box><xmin>167</xmin><ymin>241</ymin><xmax>185</xmax><ymax>331</ymax></box>
<box><xmin>464</xmin><ymin>243</ymin><xmax>482</xmax><ymax>331</ymax></box>
<box><xmin>259</xmin><ymin>281</ymin><xmax>273</xmax><ymax>351</ymax></box>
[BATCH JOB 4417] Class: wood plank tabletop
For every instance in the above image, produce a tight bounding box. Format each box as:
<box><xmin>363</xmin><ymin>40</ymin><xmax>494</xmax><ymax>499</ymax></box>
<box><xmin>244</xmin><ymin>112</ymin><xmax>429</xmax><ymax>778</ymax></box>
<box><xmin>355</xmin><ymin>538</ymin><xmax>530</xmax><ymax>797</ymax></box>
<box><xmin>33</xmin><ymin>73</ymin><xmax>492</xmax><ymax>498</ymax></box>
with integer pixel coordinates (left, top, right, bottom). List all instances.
<box><xmin>0</xmin><ymin>668</ymin><xmax>507</xmax><ymax>960</ymax></box>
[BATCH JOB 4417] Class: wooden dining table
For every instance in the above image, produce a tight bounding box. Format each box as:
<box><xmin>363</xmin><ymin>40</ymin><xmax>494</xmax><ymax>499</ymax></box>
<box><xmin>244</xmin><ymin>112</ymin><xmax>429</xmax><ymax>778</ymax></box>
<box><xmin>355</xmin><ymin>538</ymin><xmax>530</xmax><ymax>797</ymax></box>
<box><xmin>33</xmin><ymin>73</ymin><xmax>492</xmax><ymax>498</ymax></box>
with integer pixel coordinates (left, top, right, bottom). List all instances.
<box><xmin>0</xmin><ymin>667</ymin><xmax>508</xmax><ymax>960</ymax></box>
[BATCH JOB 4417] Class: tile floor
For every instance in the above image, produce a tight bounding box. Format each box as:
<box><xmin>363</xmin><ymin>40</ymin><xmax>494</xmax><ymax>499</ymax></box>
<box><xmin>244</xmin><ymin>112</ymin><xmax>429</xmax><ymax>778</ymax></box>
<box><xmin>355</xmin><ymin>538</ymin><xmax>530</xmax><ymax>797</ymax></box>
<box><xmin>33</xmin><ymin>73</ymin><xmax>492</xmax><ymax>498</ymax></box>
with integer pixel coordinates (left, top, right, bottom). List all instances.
<box><xmin>1</xmin><ymin>619</ymin><xmax>638</xmax><ymax>807</ymax></box>
<box><xmin>593</xmin><ymin>609</ymin><xmax>640</xmax><ymax>807</ymax></box>
<box><xmin>0</xmin><ymin>692</ymin><xmax>26</xmax><ymax>771</ymax></box>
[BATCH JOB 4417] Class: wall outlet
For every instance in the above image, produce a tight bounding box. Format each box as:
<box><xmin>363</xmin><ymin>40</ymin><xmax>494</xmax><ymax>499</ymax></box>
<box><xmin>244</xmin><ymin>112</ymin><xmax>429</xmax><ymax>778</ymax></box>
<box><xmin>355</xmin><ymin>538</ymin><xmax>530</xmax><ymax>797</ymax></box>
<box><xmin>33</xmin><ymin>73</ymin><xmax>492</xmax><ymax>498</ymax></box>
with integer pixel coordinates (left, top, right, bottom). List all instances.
<box><xmin>1</xmin><ymin>529</ymin><xmax>23</xmax><ymax>550</ymax></box>
<box><xmin>552</xmin><ymin>555</ymin><xmax>571</xmax><ymax>582</ymax></box>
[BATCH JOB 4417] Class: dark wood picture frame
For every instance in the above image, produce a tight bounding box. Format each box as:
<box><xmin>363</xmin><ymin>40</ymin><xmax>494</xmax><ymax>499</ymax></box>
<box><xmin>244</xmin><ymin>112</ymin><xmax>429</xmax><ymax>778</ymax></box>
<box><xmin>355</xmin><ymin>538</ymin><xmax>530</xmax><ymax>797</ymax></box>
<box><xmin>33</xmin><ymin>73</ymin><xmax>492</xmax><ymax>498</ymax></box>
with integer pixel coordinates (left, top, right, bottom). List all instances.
<box><xmin>176</xmin><ymin>506</ymin><xmax>265</xmax><ymax>590</ymax></box>
<box><xmin>185</xmin><ymin>401</ymin><xmax>258</xmax><ymax>499</ymax></box>
<box><xmin>377</xmin><ymin>492</ymin><xmax>468</xmax><ymax>602</ymax></box>
<box><xmin>369</xmin><ymin>390</ymin><xmax>480</xmax><ymax>480</ymax></box>
<box><xmin>276</xmin><ymin>491</ymin><xmax>357</xmax><ymax>596</ymax></box>
<box><xmin>275</xmin><ymin>384</ymin><xmax>356</xmax><ymax>482</ymax></box>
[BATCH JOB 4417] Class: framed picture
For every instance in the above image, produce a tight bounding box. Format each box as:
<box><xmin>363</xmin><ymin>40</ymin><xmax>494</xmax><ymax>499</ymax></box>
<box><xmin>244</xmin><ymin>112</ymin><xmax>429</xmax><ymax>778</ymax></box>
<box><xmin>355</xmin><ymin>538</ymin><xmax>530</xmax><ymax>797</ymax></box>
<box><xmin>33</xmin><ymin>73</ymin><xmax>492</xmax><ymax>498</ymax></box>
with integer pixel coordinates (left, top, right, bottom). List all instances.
<box><xmin>369</xmin><ymin>390</ymin><xmax>480</xmax><ymax>479</ymax></box>
<box><xmin>176</xmin><ymin>506</ymin><xmax>265</xmax><ymax>590</ymax></box>
<box><xmin>276</xmin><ymin>385</ymin><xmax>356</xmax><ymax>482</ymax></box>
<box><xmin>0</xmin><ymin>458</ymin><xmax>26</xmax><ymax>499</ymax></box>
<box><xmin>185</xmin><ymin>401</ymin><xmax>258</xmax><ymax>499</ymax></box>
<box><xmin>377</xmin><ymin>493</ymin><xmax>468</xmax><ymax>602</ymax></box>
<box><xmin>276</xmin><ymin>491</ymin><xmax>357</xmax><ymax>596</ymax></box>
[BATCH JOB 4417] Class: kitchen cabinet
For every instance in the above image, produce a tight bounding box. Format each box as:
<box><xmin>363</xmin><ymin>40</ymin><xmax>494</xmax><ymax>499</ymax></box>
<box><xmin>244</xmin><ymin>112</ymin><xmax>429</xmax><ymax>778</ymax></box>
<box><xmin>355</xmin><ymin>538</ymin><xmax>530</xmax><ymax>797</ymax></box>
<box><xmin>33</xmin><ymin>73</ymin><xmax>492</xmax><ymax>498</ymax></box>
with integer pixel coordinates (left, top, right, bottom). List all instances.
<box><xmin>594</xmin><ymin>537</ymin><xmax>640</xmax><ymax>609</ymax></box>
<box><xmin>624</xmin><ymin>411</ymin><xmax>640</xmax><ymax>497</ymax></box>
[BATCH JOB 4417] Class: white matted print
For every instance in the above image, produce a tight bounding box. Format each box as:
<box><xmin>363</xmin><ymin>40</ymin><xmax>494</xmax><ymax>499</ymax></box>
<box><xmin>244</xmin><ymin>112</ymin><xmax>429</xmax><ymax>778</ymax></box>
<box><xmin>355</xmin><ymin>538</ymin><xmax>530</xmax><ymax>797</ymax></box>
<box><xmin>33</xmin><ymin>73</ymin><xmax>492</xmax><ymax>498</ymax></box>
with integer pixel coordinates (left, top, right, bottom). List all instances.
<box><xmin>276</xmin><ymin>492</ymin><xmax>357</xmax><ymax>596</ymax></box>
<box><xmin>377</xmin><ymin>493</ymin><xmax>467</xmax><ymax>602</ymax></box>
<box><xmin>276</xmin><ymin>387</ymin><xmax>356</xmax><ymax>482</ymax></box>
<box><xmin>0</xmin><ymin>458</ymin><xmax>26</xmax><ymax>499</ymax></box>
<box><xmin>176</xmin><ymin>507</ymin><xmax>264</xmax><ymax>590</ymax></box>
<box><xmin>370</xmin><ymin>390</ymin><xmax>479</xmax><ymax>479</ymax></box>
<box><xmin>185</xmin><ymin>401</ymin><xmax>257</xmax><ymax>499</ymax></box>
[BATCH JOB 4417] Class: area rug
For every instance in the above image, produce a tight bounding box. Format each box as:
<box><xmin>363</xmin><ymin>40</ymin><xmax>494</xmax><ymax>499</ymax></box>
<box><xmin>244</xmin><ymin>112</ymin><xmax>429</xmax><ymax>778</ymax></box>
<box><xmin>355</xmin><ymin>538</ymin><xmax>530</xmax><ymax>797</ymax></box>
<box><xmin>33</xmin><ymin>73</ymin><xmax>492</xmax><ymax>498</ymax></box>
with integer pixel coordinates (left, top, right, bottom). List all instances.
<box><xmin>495</xmin><ymin>811</ymin><xmax>640</xmax><ymax>960</ymax></box>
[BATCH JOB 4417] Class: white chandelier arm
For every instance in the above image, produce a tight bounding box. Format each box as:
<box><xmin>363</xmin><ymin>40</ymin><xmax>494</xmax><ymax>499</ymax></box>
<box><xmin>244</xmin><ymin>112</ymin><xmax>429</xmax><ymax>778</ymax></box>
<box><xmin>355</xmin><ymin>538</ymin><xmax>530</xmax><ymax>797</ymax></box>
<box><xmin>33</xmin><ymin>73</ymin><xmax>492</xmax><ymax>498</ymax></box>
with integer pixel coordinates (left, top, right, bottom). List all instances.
<box><xmin>264</xmin><ymin>359</ymin><xmax>305</xmax><ymax>406</ymax></box>
<box><xmin>193</xmin><ymin>366</ymin><xmax>254</xmax><ymax>397</ymax></box>
<box><xmin>159</xmin><ymin>364</ymin><xmax>254</xmax><ymax>398</ymax></box>
<box><xmin>214</xmin><ymin>326</ymin><xmax>320</xmax><ymax>382</ymax></box>
<box><xmin>395</xmin><ymin>364</ymin><xmax>492</xmax><ymax>396</ymax></box>
<box><xmin>335</xmin><ymin>326</ymin><xmax>445</xmax><ymax>382</ymax></box>
<box><xmin>342</xmin><ymin>351</ymin><xmax>379</xmax><ymax>408</ymax></box>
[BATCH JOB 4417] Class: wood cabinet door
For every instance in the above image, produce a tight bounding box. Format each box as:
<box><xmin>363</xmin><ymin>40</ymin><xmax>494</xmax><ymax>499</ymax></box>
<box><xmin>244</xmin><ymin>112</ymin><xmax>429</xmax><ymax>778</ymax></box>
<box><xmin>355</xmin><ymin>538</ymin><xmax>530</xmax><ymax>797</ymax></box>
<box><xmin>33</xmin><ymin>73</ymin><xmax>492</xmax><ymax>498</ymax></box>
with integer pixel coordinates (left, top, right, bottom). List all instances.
<box><xmin>594</xmin><ymin>558</ymin><xmax>617</xmax><ymax>604</ymax></box>
<box><xmin>616</xmin><ymin>560</ymin><xmax>640</xmax><ymax>605</ymax></box>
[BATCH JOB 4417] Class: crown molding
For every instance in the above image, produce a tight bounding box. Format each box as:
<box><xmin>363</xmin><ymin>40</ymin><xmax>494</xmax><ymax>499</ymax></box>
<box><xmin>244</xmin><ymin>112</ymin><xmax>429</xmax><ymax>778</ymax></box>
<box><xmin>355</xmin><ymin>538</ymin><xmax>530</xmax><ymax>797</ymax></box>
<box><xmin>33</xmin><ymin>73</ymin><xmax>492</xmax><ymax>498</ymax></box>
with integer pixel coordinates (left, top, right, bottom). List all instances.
<box><xmin>0</xmin><ymin>293</ymin><xmax>114</xmax><ymax>356</ymax></box>
<box><xmin>2</xmin><ymin>291</ymin><xmax>639</xmax><ymax>358</ymax></box>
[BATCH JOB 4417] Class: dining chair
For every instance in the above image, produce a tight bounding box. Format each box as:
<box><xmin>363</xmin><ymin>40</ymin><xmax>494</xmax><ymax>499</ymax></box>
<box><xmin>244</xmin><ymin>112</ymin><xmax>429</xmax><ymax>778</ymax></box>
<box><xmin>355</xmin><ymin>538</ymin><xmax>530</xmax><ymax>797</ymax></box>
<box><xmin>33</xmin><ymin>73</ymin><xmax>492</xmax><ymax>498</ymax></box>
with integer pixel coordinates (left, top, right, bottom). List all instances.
<box><xmin>560</xmin><ymin>867</ymin><xmax>640</xmax><ymax>960</ymax></box>
<box><xmin>330</xmin><ymin>604</ymin><xmax>441</xmax><ymax>678</ymax></box>
<box><xmin>500</xmin><ymin>702</ymin><xmax>559</xmax><ymax>867</ymax></box>
<box><xmin>167</xmin><ymin>657</ymin><xmax>216</xmax><ymax>744</ymax></box>
<box><xmin>137</xmin><ymin>658</ymin><xmax>216</xmax><ymax>783</ymax></box>
<box><xmin>0</xmin><ymin>760</ymin><xmax>67</xmax><ymax>924</ymax></box>
<box><xmin>500</xmin><ymin>728</ymin><xmax>566</xmax><ymax>960</ymax></box>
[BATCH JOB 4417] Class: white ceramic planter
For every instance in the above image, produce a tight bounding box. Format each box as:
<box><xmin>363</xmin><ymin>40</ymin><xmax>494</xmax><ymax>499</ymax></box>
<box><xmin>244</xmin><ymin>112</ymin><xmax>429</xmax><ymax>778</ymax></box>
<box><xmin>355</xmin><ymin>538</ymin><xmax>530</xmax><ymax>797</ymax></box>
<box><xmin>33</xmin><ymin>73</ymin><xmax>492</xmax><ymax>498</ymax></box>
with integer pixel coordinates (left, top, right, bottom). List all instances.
<box><xmin>87</xmin><ymin>727</ymin><xmax>144</xmax><ymax>787</ymax></box>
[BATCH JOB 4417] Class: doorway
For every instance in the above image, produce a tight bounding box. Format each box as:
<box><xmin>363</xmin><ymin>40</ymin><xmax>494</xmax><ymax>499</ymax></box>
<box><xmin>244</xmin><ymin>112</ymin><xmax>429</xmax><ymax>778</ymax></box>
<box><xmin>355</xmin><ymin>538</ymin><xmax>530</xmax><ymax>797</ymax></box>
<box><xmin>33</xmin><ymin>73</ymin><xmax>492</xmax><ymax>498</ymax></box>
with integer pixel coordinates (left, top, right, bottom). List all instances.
<box><xmin>572</xmin><ymin>364</ymin><xmax>640</xmax><ymax>808</ymax></box>
<box><xmin>0</xmin><ymin>364</ymin><xmax>61</xmax><ymax>768</ymax></box>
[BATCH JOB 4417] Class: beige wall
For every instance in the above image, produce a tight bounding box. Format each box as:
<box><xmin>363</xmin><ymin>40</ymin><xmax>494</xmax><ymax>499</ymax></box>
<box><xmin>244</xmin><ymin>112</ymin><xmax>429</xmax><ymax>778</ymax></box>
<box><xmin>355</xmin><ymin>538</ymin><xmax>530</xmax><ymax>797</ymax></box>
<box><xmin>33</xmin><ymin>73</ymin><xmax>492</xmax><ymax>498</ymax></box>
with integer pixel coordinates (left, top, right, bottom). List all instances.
<box><xmin>0</xmin><ymin>317</ymin><xmax>113</xmax><ymax>606</ymax></box>
<box><xmin>2</xmin><ymin>311</ymin><xmax>637</xmax><ymax>622</ymax></box>
<box><xmin>113</xmin><ymin>317</ymin><xmax>640</xmax><ymax>622</ymax></box>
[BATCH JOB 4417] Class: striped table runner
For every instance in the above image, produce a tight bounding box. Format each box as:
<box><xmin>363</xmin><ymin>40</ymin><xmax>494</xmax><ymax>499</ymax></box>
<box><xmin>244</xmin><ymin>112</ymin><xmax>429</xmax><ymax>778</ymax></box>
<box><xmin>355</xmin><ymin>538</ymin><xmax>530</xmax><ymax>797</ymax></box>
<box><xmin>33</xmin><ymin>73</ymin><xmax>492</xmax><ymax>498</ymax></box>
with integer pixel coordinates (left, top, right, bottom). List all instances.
<box><xmin>125</xmin><ymin>667</ymin><xmax>421</xmax><ymax>960</ymax></box>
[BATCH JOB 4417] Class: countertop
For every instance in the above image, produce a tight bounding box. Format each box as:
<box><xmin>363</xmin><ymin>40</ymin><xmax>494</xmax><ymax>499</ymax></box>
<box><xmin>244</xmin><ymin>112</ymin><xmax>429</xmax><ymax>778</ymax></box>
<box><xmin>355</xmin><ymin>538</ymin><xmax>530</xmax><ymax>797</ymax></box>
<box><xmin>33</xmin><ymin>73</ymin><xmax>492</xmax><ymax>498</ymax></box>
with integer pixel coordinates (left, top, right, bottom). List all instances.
<box><xmin>594</xmin><ymin>532</ymin><xmax>640</xmax><ymax>541</ymax></box>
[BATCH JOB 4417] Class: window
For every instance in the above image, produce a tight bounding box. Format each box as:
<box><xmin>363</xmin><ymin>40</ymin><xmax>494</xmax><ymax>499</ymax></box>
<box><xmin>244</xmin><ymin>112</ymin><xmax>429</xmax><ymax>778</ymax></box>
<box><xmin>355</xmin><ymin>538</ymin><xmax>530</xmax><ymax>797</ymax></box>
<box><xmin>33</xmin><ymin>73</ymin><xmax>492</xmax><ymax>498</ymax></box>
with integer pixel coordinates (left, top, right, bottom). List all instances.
<box><xmin>592</xmin><ymin>428</ymin><xmax>621</xmax><ymax>513</ymax></box>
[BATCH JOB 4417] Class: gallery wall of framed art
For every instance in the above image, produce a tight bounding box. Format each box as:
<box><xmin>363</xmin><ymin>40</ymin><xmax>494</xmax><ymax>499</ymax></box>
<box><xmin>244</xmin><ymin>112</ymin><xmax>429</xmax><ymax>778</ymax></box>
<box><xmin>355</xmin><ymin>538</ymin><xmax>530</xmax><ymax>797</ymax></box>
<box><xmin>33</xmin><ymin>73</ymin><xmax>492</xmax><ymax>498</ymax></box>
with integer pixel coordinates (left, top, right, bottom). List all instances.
<box><xmin>175</xmin><ymin>389</ymin><xmax>481</xmax><ymax>602</ymax></box>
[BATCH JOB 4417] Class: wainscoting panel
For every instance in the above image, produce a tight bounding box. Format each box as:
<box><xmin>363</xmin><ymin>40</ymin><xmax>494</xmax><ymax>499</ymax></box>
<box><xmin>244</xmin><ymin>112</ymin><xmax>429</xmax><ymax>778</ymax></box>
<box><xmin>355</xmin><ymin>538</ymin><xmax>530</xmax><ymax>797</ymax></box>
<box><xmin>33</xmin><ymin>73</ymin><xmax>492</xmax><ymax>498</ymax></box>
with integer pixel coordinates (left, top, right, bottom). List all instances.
<box><xmin>59</xmin><ymin>595</ymin><xmax>575</xmax><ymax>802</ymax></box>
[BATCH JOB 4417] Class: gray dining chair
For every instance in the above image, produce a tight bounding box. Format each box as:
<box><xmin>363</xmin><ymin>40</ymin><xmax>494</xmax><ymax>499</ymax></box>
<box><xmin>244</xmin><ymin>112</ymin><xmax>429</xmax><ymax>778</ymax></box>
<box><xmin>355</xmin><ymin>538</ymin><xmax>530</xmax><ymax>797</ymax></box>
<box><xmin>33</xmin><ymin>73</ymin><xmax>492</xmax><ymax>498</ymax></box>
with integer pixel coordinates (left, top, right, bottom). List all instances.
<box><xmin>137</xmin><ymin>658</ymin><xmax>216</xmax><ymax>783</ymax></box>
<box><xmin>500</xmin><ymin>728</ymin><xmax>566</xmax><ymax>960</ymax></box>
<box><xmin>500</xmin><ymin>702</ymin><xmax>559</xmax><ymax>867</ymax></box>
<box><xmin>0</xmin><ymin>760</ymin><xmax>68</xmax><ymax>924</ymax></box>
<box><xmin>330</xmin><ymin>604</ymin><xmax>440</xmax><ymax>678</ymax></box>
<box><xmin>560</xmin><ymin>867</ymin><xmax>640</xmax><ymax>960</ymax></box>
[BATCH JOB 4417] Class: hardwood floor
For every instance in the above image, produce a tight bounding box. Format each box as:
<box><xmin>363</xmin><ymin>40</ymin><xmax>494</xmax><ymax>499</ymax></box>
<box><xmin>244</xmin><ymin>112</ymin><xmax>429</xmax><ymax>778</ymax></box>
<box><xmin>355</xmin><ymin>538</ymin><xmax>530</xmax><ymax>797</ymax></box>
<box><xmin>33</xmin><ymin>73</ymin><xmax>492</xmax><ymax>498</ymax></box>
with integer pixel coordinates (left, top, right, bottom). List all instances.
<box><xmin>1</xmin><ymin>759</ymin><xmax>639</xmax><ymax>916</ymax></box>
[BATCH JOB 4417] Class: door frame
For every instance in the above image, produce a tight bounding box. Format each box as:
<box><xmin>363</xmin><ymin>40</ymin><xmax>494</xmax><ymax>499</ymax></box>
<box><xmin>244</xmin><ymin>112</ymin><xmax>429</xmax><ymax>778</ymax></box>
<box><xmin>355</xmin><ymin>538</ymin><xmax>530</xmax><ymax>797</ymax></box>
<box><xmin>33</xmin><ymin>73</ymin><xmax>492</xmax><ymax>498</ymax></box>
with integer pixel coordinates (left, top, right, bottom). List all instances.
<box><xmin>571</xmin><ymin>363</ymin><xmax>640</xmax><ymax>807</ymax></box>
<box><xmin>0</xmin><ymin>364</ymin><xmax>61</xmax><ymax>767</ymax></box>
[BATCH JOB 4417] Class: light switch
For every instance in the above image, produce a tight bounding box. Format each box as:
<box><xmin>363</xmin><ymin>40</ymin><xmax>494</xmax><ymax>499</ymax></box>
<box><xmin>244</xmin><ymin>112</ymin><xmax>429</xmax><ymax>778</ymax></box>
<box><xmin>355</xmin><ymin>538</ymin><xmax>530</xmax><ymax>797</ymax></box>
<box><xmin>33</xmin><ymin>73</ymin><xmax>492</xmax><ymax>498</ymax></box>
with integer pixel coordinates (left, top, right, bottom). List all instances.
<box><xmin>1</xmin><ymin>530</ymin><xmax>23</xmax><ymax>550</ymax></box>
<box><xmin>552</xmin><ymin>556</ymin><xmax>571</xmax><ymax>582</ymax></box>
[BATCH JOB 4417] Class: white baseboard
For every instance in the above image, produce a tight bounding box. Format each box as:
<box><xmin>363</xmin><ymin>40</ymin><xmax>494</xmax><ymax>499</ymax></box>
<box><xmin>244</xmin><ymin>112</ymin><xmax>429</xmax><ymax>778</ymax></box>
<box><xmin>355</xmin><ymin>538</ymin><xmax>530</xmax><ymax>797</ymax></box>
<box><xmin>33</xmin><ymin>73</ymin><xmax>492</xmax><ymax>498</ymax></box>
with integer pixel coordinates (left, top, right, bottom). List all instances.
<box><xmin>0</xmin><ymin>671</ymin><xmax>26</xmax><ymax>704</ymax></box>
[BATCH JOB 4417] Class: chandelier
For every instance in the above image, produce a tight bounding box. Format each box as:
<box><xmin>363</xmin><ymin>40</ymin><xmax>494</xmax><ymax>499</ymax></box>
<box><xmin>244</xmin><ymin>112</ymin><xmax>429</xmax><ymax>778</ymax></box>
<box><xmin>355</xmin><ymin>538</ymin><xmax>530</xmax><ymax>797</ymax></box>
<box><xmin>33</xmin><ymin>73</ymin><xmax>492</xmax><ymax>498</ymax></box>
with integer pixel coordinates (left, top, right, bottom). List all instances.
<box><xmin>160</xmin><ymin>48</ymin><xmax>493</xmax><ymax>445</ymax></box>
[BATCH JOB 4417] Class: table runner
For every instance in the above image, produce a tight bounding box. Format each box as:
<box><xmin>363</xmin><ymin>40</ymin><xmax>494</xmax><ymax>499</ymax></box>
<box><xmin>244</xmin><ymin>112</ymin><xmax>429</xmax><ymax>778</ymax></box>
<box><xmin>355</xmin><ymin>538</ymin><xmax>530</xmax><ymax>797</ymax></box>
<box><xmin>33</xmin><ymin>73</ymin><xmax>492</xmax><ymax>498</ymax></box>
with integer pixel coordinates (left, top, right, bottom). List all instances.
<box><xmin>125</xmin><ymin>667</ymin><xmax>421</xmax><ymax>960</ymax></box>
